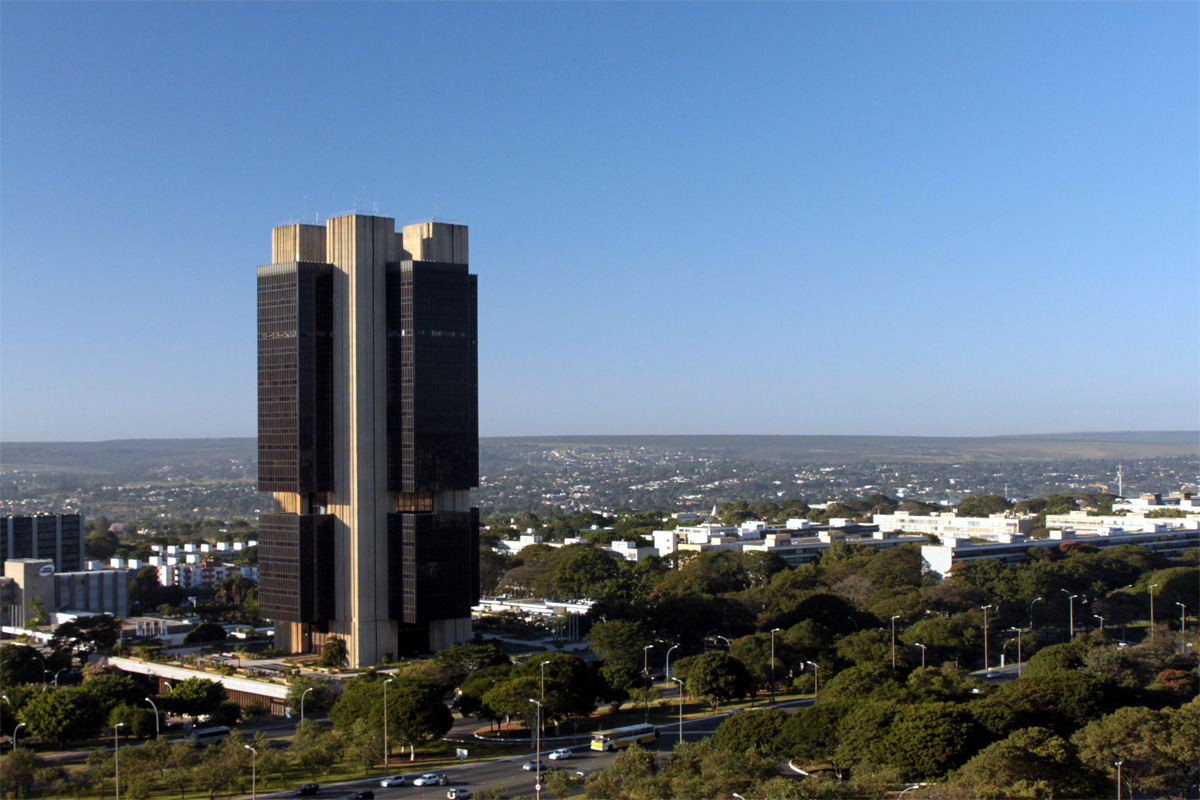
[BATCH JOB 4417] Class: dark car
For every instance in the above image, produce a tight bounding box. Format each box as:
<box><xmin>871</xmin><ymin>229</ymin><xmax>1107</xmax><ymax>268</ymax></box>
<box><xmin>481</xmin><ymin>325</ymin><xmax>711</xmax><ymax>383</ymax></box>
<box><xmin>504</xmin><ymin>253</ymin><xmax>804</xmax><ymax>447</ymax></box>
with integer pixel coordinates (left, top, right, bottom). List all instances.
<box><xmin>348</xmin><ymin>792</ymin><xmax>374</xmax><ymax>799</ymax></box>
<box><xmin>295</xmin><ymin>785</ymin><xmax>321</xmax><ymax>796</ymax></box>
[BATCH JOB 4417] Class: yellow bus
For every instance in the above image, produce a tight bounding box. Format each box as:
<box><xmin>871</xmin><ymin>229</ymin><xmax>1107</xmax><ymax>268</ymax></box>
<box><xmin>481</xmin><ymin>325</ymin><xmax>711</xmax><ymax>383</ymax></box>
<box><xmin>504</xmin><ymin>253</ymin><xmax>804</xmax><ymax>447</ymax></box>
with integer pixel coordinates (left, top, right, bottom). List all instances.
<box><xmin>590</xmin><ymin>723</ymin><xmax>657</xmax><ymax>751</ymax></box>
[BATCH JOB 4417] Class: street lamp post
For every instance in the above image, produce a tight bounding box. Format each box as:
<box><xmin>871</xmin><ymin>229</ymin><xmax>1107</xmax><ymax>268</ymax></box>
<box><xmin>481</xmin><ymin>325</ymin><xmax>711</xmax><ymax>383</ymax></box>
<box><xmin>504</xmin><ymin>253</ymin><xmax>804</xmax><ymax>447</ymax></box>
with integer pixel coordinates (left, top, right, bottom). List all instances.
<box><xmin>1094</xmin><ymin>615</ymin><xmax>1106</xmax><ymax>632</ymax></box>
<box><xmin>1061</xmin><ymin>590</ymin><xmax>1079</xmax><ymax>640</ymax></box>
<box><xmin>539</xmin><ymin>660</ymin><xmax>550</xmax><ymax>744</ymax></box>
<box><xmin>769</xmin><ymin>628</ymin><xmax>781</xmax><ymax>703</ymax></box>
<box><xmin>671</xmin><ymin>677</ymin><xmax>685</xmax><ymax>744</ymax></box>
<box><xmin>114</xmin><ymin>721</ymin><xmax>126</xmax><ymax>800</ymax></box>
<box><xmin>13</xmin><ymin>723</ymin><xmax>25</xmax><ymax>749</ymax></box>
<box><xmin>383</xmin><ymin>678</ymin><xmax>395</xmax><ymax>772</ymax></box>
<box><xmin>144</xmin><ymin>697</ymin><xmax>160</xmax><ymax>738</ymax></box>
<box><xmin>805</xmin><ymin>661</ymin><xmax>819</xmax><ymax>699</ymax></box>
<box><xmin>245</xmin><ymin>745</ymin><xmax>257</xmax><ymax>800</ymax></box>
<box><xmin>981</xmin><ymin>605</ymin><xmax>993</xmax><ymax>671</ymax></box>
<box><xmin>300</xmin><ymin>687</ymin><xmax>313</xmax><ymax>723</ymax></box>
<box><xmin>529</xmin><ymin>698</ymin><xmax>544</xmax><ymax>800</ymax></box>
<box><xmin>1009</xmin><ymin>628</ymin><xmax>1023</xmax><ymax>676</ymax></box>
<box><xmin>52</xmin><ymin>668</ymin><xmax>67</xmax><ymax>687</ymax></box>
<box><xmin>1177</xmin><ymin>602</ymin><xmax>1187</xmax><ymax>635</ymax></box>
<box><xmin>915</xmin><ymin>643</ymin><xmax>927</xmax><ymax>668</ymax></box>
<box><xmin>890</xmin><ymin>616</ymin><xmax>900</xmax><ymax>669</ymax></box>
<box><xmin>664</xmin><ymin>644</ymin><xmax>679</xmax><ymax>680</ymax></box>
<box><xmin>642</xmin><ymin>644</ymin><xmax>654</xmax><ymax>723</ymax></box>
<box><xmin>1029</xmin><ymin>597</ymin><xmax>1042</xmax><ymax>629</ymax></box>
<box><xmin>1115</xmin><ymin>760</ymin><xmax>1123</xmax><ymax>800</ymax></box>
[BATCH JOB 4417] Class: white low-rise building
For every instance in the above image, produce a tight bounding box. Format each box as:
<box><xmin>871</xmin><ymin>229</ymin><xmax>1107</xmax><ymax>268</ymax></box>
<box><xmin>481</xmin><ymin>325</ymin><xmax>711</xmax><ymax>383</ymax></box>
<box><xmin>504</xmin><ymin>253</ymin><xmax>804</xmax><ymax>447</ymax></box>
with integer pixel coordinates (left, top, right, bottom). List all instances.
<box><xmin>873</xmin><ymin>510</ymin><xmax>1033</xmax><ymax>540</ymax></box>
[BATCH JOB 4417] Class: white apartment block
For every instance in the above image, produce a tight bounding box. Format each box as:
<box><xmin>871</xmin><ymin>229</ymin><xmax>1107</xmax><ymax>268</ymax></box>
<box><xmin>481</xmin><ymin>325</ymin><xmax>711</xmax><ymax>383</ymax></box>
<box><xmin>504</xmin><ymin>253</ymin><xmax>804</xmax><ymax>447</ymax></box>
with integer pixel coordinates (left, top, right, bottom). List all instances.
<box><xmin>157</xmin><ymin>561</ymin><xmax>258</xmax><ymax>590</ymax></box>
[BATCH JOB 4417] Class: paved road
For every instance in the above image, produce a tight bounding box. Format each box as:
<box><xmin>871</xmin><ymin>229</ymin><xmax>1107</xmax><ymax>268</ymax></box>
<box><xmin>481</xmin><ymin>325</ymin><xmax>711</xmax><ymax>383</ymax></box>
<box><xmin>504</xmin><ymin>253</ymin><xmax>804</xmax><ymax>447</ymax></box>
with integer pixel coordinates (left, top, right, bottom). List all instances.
<box><xmin>258</xmin><ymin>701</ymin><xmax>813</xmax><ymax>800</ymax></box>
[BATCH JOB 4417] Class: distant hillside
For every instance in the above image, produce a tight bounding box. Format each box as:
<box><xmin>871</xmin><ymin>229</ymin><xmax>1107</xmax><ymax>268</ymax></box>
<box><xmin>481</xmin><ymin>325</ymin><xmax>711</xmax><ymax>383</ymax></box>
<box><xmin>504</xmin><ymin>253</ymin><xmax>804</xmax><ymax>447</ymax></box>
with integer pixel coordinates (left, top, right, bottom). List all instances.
<box><xmin>1</xmin><ymin>432</ymin><xmax>1196</xmax><ymax>479</ymax></box>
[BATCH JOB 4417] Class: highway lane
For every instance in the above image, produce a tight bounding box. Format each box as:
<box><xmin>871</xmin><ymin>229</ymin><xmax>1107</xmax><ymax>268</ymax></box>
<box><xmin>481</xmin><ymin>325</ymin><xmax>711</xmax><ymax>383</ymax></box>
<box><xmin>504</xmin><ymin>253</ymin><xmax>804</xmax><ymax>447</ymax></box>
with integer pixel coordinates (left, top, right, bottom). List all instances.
<box><xmin>259</xmin><ymin>704</ymin><xmax>808</xmax><ymax>800</ymax></box>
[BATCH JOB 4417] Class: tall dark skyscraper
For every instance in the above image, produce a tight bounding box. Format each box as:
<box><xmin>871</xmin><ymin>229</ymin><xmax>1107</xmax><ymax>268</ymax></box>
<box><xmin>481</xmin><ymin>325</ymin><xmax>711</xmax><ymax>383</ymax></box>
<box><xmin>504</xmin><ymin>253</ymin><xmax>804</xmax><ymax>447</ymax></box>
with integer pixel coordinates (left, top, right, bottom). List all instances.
<box><xmin>257</xmin><ymin>214</ymin><xmax>479</xmax><ymax>666</ymax></box>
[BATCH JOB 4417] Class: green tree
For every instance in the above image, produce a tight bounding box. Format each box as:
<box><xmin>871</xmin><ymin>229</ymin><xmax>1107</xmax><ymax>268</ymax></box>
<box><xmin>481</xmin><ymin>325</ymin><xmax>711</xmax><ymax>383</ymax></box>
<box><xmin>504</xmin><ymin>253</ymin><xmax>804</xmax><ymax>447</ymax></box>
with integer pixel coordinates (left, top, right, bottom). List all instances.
<box><xmin>290</xmin><ymin>719</ymin><xmax>342</xmax><ymax>781</ymax></box>
<box><xmin>685</xmin><ymin>652</ymin><xmax>754</xmax><ymax>711</ymax></box>
<box><xmin>586</xmin><ymin>619</ymin><xmax>651</xmax><ymax>670</ymax></box>
<box><xmin>51</xmin><ymin>614</ymin><xmax>122</xmax><ymax>657</ymax></box>
<box><xmin>20</xmin><ymin>687</ymin><xmax>103</xmax><ymax>745</ymax></box>
<box><xmin>779</xmin><ymin>703</ymin><xmax>851</xmax><ymax>778</ymax></box>
<box><xmin>951</xmin><ymin>726</ymin><xmax>1104</xmax><ymax>799</ymax></box>
<box><xmin>108</xmin><ymin>703</ymin><xmax>156</xmax><ymax>738</ymax></box>
<box><xmin>285</xmin><ymin>675</ymin><xmax>333</xmax><ymax>717</ymax></box>
<box><xmin>163</xmin><ymin>677</ymin><xmax>226</xmax><ymax>718</ymax></box>
<box><xmin>386</xmin><ymin>676</ymin><xmax>454</xmax><ymax>760</ymax></box>
<box><xmin>1072</xmin><ymin>703</ymin><xmax>1198</xmax><ymax>799</ymax></box>
<box><xmin>320</xmin><ymin>636</ymin><xmax>348</xmax><ymax>668</ymax></box>
<box><xmin>711</xmin><ymin>708</ymin><xmax>788</xmax><ymax>755</ymax></box>
<box><xmin>881</xmin><ymin>701</ymin><xmax>980</xmax><ymax>779</ymax></box>
<box><xmin>0</xmin><ymin>748</ymin><xmax>46</xmax><ymax>797</ymax></box>
<box><xmin>434</xmin><ymin>641</ymin><xmax>509</xmax><ymax>685</ymax></box>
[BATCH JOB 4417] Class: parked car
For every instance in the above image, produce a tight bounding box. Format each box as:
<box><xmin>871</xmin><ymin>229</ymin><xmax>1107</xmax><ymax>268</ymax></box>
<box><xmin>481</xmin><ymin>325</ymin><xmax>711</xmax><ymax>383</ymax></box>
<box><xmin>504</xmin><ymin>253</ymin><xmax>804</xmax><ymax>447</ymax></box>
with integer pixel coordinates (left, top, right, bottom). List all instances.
<box><xmin>446</xmin><ymin>790</ymin><xmax>472</xmax><ymax>800</ymax></box>
<box><xmin>413</xmin><ymin>774</ymin><xmax>448</xmax><ymax>787</ymax></box>
<box><xmin>548</xmin><ymin>748</ymin><xmax>572</xmax><ymax>761</ymax></box>
<box><xmin>348</xmin><ymin>792</ymin><xmax>374</xmax><ymax>799</ymax></box>
<box><xmin>295</xmin><ymin>785</ymin><xmax>320</xmax><ymax>797</ymax></box>
<box><xmin>521</xmin><ymin>760</ymin><xmax>546</xmax><ymax>772</ymax></box>
<box><xmin>379</xmin><ymin>776</ymin><xmax>407</xmax><ymax>788</ymax></box>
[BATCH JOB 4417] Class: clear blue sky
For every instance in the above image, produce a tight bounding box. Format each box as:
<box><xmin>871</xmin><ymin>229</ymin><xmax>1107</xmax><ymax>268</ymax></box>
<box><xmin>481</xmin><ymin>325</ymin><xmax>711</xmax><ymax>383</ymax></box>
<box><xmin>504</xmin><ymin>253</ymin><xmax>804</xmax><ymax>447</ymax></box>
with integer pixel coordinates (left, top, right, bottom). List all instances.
<box><xmin>2</xmin><ymin>2</ymin><xmax>1196</xmax><ymax>441</ymax></box>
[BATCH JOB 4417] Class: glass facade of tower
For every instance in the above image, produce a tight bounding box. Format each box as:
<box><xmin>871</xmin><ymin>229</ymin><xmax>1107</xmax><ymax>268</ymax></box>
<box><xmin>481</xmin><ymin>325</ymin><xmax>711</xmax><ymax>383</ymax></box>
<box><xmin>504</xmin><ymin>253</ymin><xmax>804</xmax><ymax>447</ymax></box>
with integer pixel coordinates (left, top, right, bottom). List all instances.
<box><xmin>256</xmin><ymin>217</ymin><xmax>479</xmax><ymax>656</ymax></box>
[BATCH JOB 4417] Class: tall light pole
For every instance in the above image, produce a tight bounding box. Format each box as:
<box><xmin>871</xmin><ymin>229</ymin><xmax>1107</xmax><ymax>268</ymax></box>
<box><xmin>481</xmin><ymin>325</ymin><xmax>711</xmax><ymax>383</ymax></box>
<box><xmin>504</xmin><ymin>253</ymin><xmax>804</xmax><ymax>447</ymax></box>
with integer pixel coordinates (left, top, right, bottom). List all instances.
<box><xmin>13</xmin><ymin>723</ymin><xmax>25</xmax><ymax>749</ymax></box>
<box><xmin>915</xmin><ymin>643</ymin><xmax>927</xmax><ymax>668</ymax></box>
<box><xmin>529</xmin><ymin>698</ymin><xmax>543</xmax><ymax>800</ymax></box>
<box><xmin>664</xmin><ymin>644</ymin><xmax>679</xmax><ymax>680</ymax></box>
<box><xmin>769</xmin><ymin>628</ymin><xmax>781</xmax><ymax>703</ymax></box>
<box><xmin>1094</xmin><ymin>614</ymin><xmax>1106</xmax><ymax>632</ymax></box>
<box><xmin>1029</xmin><ymin>597</ymin><xmax>1042</xmax><ymax>629</ymax></box>
<box><xmin>300</xmin><ymin>686</ymin><xmax>313</xmax><ymax>723</ymax></box>
<box><xmin>671</xmin><ymin>677</ymin><xmax>685</xmax><ymax>743</ymax></box>
<box><xmin>383</xmin><ymin>677</ymin><xmax>395</xmax><ymax>772</ymax></box>
<box><xmin>144</xmin><ymin>697</ymin><xmax>160</xmax><ymax>739</ymax></box>
<box><xmin>114</xmin><ymin>721</ymin><xmax>126</xmax><ymax>800</ymax></box>
<box><xmin>1115</xmin><ymin>760</ymin><xmax>1123</xmax><ymax>800</ymax></box>
<box><xmin>539</xmin><ymin>660</ymin><xmax>550</xmax><ymax>743</ymax></box>
<box><xmin>1149</xmin><ymin>583</ymin><xmax>1159</xmax><ymax>634</ymax></box>
<box><xmin>52</xmin><ymin>668</ymin><xmax>67</xmax><ymax>687</ymax></box>
<box><xmin>1061</xmin><ymin>590</ymin><xmax>1079</xmax><ymax>640</ymax></box>
<box><xmin>1177</xmin><ymin>602</ymin><xmax>1187</xmax><ymax>635</ymax></box>
<box><xmin>805</xmin><ymin>661</ymin><xmax>819</xmax><ymax>699</ymax></box>
<box><xmin>642</xmin><ymin>644</ymin><xmax>654</xmax><ymax>723</ymax></box>
<box><xmin>890</xmin><ymin>616</ymin><xmax>901</xmax><ymax>669</ymax></box>
<box><xmin>981</xmin><ymin>605</ymin><xmax>993</xmax><ymax>671</ymax></box>
<box><xmin>245</xmin><ymin>745</ymin><xmax>257</xmax><ymax>800</ymax></box>
<box><xmin>1008</xmin><ymin>628</ymin><xmax>1023</xmax><ymax>676</ymax></box>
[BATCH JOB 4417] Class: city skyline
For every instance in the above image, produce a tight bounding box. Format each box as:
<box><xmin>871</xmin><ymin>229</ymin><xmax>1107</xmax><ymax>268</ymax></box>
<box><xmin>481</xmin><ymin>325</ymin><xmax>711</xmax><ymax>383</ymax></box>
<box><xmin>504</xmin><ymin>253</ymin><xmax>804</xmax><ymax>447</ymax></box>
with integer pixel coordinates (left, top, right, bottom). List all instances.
<box><xmin>2</xmin><ymin>3</ymin><xmax>1197</xmax><ymax>442</ymax></box>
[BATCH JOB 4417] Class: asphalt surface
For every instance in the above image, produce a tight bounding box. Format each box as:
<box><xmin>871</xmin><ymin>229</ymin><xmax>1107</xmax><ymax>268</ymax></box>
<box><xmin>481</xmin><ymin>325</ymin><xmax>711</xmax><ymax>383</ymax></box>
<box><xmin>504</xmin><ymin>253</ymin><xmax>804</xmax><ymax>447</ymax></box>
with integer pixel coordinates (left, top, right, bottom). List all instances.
<box><xmin>255</xmin><ymin>700</ymin><xmax>814</xmax><ymax>800</ymax></box>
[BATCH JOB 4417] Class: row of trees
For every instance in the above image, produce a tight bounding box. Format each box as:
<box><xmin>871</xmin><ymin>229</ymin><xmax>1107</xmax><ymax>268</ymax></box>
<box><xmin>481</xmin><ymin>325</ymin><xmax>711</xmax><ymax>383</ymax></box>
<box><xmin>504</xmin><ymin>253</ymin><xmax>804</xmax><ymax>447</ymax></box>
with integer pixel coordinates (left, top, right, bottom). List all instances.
<box><xmin>0</xmin><ymin>724</ymin><xmax>341</xmax><ymax>800</ymax></box>
<box><xmin>1</xmin><ymin>668</ymin><xmax>236</xmax><ymax>745</ymax></box>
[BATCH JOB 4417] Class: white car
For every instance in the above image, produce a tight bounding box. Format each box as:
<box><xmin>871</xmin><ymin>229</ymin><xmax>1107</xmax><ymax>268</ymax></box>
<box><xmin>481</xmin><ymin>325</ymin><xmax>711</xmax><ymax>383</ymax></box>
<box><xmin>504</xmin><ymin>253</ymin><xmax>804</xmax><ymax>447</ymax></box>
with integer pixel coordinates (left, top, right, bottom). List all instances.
<box><xmin>413</xmin><ymin>774</ymin><xmax>448</xmax><ymax>787</ymax></box>
<box><xmin>521</xmin><ymin>760</ymin><xmax>546</xmax><ymax>772</ymax></box>
<box><xmin>548</xmin><ymin>749</ymin><xmax>572</xmax><ymax>761</ymax></box>
<box><xmin>379</xmin><ymin>776</ymin><xmax>407</xmax><ymax>788</ymax></box>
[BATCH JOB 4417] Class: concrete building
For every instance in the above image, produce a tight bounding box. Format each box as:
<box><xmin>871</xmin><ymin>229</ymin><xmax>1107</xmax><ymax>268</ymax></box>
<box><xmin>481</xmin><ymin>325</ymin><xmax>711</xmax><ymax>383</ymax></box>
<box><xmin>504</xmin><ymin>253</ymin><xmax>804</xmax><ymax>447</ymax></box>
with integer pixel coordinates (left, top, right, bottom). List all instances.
<box><xmin>157</xmin><ymin>561</ymin><xmax>258</xmax><ymax>590</ymax></box>
<box><xmin>257</xmin><ymin>214</ymin><xmax>478</xmax><ymax>666</ymax></box>
<box><xmin>0</xmin><ymin>558</ymin><xmax>133</xmax><ymax>627</ymax></box>
<box><xmin>921</xmin><ymin>523</ymin><xmax>1200</xmax><ymax>577</ymax></box>
<box><xmin>1113</xmin><ymin>492</ymin><xmax>1200</xmax><ymax>514</ymax></box>
<box><xmin>872</xmin><ymin>510</ymin><xmax>1033</xmax><ymax>540</ymax></box>
<box><xmin>1</xmin><ymin>514</ymin><xmax>85</xmax><ymax>575</ymax></box>
<box><xmin>1045</xmin><ymin>511</ymin><xmax>1200</xmax><ymax>534</ymax></box>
